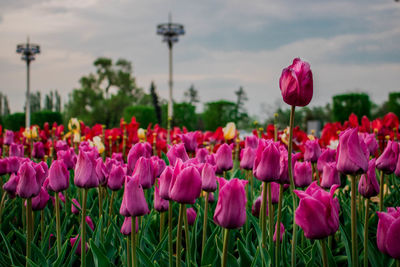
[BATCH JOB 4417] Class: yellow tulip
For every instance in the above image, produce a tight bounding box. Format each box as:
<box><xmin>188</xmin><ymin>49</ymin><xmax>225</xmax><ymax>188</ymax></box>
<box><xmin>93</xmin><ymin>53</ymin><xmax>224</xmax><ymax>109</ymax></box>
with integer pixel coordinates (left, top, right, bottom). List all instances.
<box><xmin>223</xmin><ymin>122</ymin><xmax>236</xmax><ymax>140</ymax></box>
<box><xmin>91</xmin><ymin>136</ymin><xmax>105</xmax><ymax>154</ymax></box>
<box><xmin>138</xmin><ymin>128</ymin><xmax>146</xmax><ymax>140</ymax></box>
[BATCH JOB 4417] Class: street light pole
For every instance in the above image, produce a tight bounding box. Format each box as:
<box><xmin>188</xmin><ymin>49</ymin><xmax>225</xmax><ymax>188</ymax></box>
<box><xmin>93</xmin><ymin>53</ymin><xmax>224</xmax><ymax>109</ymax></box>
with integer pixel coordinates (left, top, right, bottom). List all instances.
<box><xmin>16</xmin><ymin>38</ymin><xmax>40</xmax><ymax>129</ymax></box>
<box><xmin>157</xmin><ymin>15</ymin><xmax>185</xmax><ymax>144</ymax></box>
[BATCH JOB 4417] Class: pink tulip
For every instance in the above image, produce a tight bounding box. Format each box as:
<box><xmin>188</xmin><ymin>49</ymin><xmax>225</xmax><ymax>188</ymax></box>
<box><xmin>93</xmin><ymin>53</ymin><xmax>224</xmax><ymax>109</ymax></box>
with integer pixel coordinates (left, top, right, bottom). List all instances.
<box><xmin>320</xmin><ymin>162</ymin><xmax>340</xmax><ymax>189</ymax></box>
<box><xmin>169</xmin><ymin>165</ymin><xmax>202</xmax><ymax>204</ymax></box>
<box><xmin>214</xmin><ymin>178</ymin><xmax>248</xmax><ymax>229</ymax></box>
<box><xmin>358</xmin><ymin>159</ymin><xmax>379</xmax><ymax>198</ymax></box>
<box><xmin>55</xmin><ymin>140</ymin><xmax>69</xmax><ymax>152</ymax></box>
<box><xmin>187</xmin><ymin>207</ymin><xmax>197</xmax><ymax>226</ymax></box>
<box><xmin>159</xmin><ymin>166</ymin><xmax>173</xmax><ymax>200</ymax></box>
<box><xmin>32</xmin><ymin>142</ymin><xmax>45</xmax><ymax>159</ymax></box>
<box><xmin>133</xmin><ymin>157</ymin><xmax>154</xmax><ymax>189</ymax></box>
<box><xmin>273</xmin><ymin>222</ymin><xmax>285</xmax><ymax>242</ymax></box>
<box><xmin>363</xmin><ymin>133</ymin><xmax>378</xmax><ymax>155</ymax></box>
<box><xmin>376</xmin><ymin>140</ymin><xmax>399</xmax><ymax>174</ymax></box>
<box><xmin>70</xmin><ymin>235</ymin><xmax>88</xmax><ymax>255</ymax></box>
<box><xmin>201</xmin><ymin>163</ymin><xmax>217</xmax><ymax>192</ymax></box>
<box><xmin>377</xmin><ymin>207</ymin><xmax>400</xmax><ymax>259</ymax></box>
<box><xmin>127</xmin><ymin>142</ymin><xmax>152</xmax><ymax>173</ymax></box>
<box><xmin>31</xmin><ymin>187</ymin><xmax>50</xmax><ymax>211</ymax></box>
<box><xmin>95</xmin><ymin>158</ymin><xmax>107</xmax><ymax>186</ymax></box>
<box><xmin>253</xmin><ymin>140</ymin><xmax>281</xmax><ymax>182</ymax></box>
<box><xmin>4</xmin><ymin>130</ymin><xmax>14</xmax><ymax>145</ymax></box>
<box><xmin>9</xmin><ymin>143</ymin><xmax>24</xmax><ymax>157</ymax></box>
<box><xmin>215</xmin><ymin>144</ymin><xmax>233</xmax><ymax>174</ymax></box>
<box><xmin>240</xmin><ymin>147</ymin><xmax>256</xmax><ymax>170</ymax></box>
<box><xmin>317</xmin><ymin>148</ymin><xmax>336</xmax><ymax>173</ymax></box>
<box><xmin>196</xmin><ymin>148</ymin><xmax>209</xmax><ymax>163</ymax></box>
<box><xmin>74</xmin><ymin>148</ymin><xmax>99</xmax><ymax>188</ymax></box>
<box><xmin>167</xmin><ymin>143</ymin><xmax>189</xmax><ymax>166</ymax></box>
<box><xmin>48</xmin><ymin>160</ymin><xmax>69</xmax><ymax>192</ymax></box>
<box><xmin>120</xmin><ymin>216</ymin><xmax>139</xmax><ymax>236</ymax></box>
<box><xmin>151</xmin><ymin>156</ymin><xmax>166</xmax><ymax>178</ymax></box>
<box><xmin>107</xmin><ymin>164</ymin><xmax>126</xmax><ymax>191</ymax></box>
<box><xmin>304</xmin><ymin>139</ymin><xmax>321</xmax><ymax>163</ymax></box>
<box><xmin>245</xmin><ymin>135</ymin><xmax>258</xmax><ymax>149</ymax></box>
<box><xmin>86</xmin><ymin>216</ymin><xmax>95</xmax><ymax>231</ymax></box>
<box><xmin>279</xmin><ymin>58</ymin><xmax>313</xmax><ymax>107</ymax></box>
<box><xmin>0</xmin><ymin>158</ymin><xmax>8</xmax><ymax>175</ymax></box>
<box><xmin>154</xmin><ymin>184</ymin><xmax>169</xmax><ymax>212</ymax></box>
<box><xmin>16</xmin><ymin>161</ymin><xmax>41</xmax><ymax>198</ymax></box>
<box><xmin>294</xmin><ymin>182</ymin><xmax>340</xmax><ymax>239</ymax></box>
<box><xmin>180</xmin><ymin>132</ymin><xmax>198</xmax><ymax>153</ymax></box>
<box><xmin>3</xmin><ymin>173</ymin><xmax>19</xmax><ymax>198</ymax></box>
<box><xmin>71</xmin><ymin>198</ymin><xmax>81</xmax><ymax>215</ymax></box>
<box><xmin>251</xmin><ymin>195</ymin><xmax>267</xmax><ymax>218</ymax></box>
<box><xmin>336</xmin><ymin>128</ymin><xmax>368</xmax><ymax>175</ymax></box>
<box><xmin>57</xmin><ymin>148</ymin><xmax>77</xmax><ymax>170</ymax></box>
<box><xmin>119</xmin><ymin>175</ymin><xmax>149</xmax><ymax>217</ymax></box>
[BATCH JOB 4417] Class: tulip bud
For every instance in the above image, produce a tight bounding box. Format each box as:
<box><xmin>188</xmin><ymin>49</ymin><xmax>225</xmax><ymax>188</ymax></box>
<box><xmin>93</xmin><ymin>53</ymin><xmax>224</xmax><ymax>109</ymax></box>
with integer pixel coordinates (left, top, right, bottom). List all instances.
<box><xmin>215</xmin><ymin>143</ymin><xmax>233</xmax><ymax>174</ymax></box>
<box><xmin>48</xmin><ymin>160</ymin><xmax>69</xmax><ymax>192</ymax></box>
<box><xmin>279</xmin><ymin>58</ymin><xmax>313</xmax><ymax>107</ymax></box>
<box><xmin>71</xmin><ymin>198</ymin><xmax>81</xmax><ymax>215</ymax></box>
<box><xmin>317</xmin><ymin>148</ymin><xmax>336</xmax><ymax>173</ymax></box>
<box><xmin>127</xmin><ymin>142</ymin><xmax>152</xmax><ymax>174</ymax></box>
<box><xmin>223</xmin><ymin>122</ymin><xmax>236</xmax><ymax>140</ymax></box>
<box><xmin>167</xmin><ymin>143</ymin><xmax>189</xmax><ymax>166</ymax></box>
<box><xmin>214</xmin><ymin>178</ymin><xmax>248</xmax><ymax>229</ymax></box>
<box><xmin>3</xmin><ymin>173</ymin><xmax>19</xmax><ymax>198</ymax></box>
<box><xmin>180</xmin><ymin>132</ymin><xmax>198</xmax><ymax>153</ymax></box>
<box><xmin>187</xmin><ymin>207</ymin><xmax>197</xmax><ymax>226</ymax></box>
<box><xmin>16</xmin><ymin>161</ymin><xmax>41</xmax><ymax>198</ymax></box>
<box><xmin>70</xmin><ymin>235</ymin><xmax>88</xmax><ymax>255</ymax></box>
<box><xmin>363</xmin><ymin>133</ymin><xmax>378</xmax><ymax>155</ymax></box>
<box><xmin>169</xmin><ymin>166</ymin><xmax>202</xmax><ymax>204</ymax></box>
<box><xmin>253</xmin><ymin>140</ymin><xmax>280</xmax><ymax>182</ymax></box>
<box><xmin>4</xmin><ymin>130</ymin><xmax>14</xmax><ymax>145</ymax></box>
<box><xmin>31</xmin><ymin>187</ymin><xmax>50</xmax><ymax>211</ymax></box>
<box><xmin>240</xmin><ymin>147</ymin><xmax>256</xmax><ymax>170</ymax></box>
<box><xmin>154</xmin><ymin>184</ymin><xmax>169</xmax><ymax>212</ymax></box>
<box><xmin>159</xmin><ymin>166</ymin><xmax>173</xmax><ymax>200</ymax></box>
<box><xmin>86</xmin><ymin>216</ymin><xmax>95</xmax><ymax>231</ymax></box>
<box><xmin>120</xmin><ymin>216</ymin><xmax>139</xmax><ymax>236</ymax></box>
<box><xmin>133</xmin><ymin>157</ymin><xmax>154</xmax><ymax>189</ymax></box>
<box><xmin>107</xmin><ymin>164</ymin><xmax>126</xmax><ymax>191</ymax></box>
<box><xmin>201</xmin><ymin>163</ymin><xmax>217</xmax><ymax>192</ymax></box>
<box><xmin>119</xmin><ymin>175</ymin><xmax>149</xmax><ymax>217</ymax></box>
<box><xmin>304</xmin><ymin>140</ymin><xmax>321</xmax><ymax>163</ymax></box>
<box><xmin>358</xmin><ymin>159</ymin><xmax>379</xmax><ymax>198</ymax></box>
<box><xmin>320</xmin><ymin>162</ymin><xmax>340</xmax><ymax>189</ymax></box>
<box><xmin>294</xmin><ymin>182</ymin><xmax>340</xmax><ymax>239</ymax></box>
<box><xmin>336</xmin><ymin>128</ymin><xmax>369</xmax><ymax>175</ymax></box>
<box><xmin>273</xmin><ymin>223</ymin><xmax>285</xmax><ymax>242</ymax></box>
<box><xmin>95</xmin><ymin>158</ymin><xmax>107</xmax><ymax>186</ymax></box>
<box><xmin>376</xmin><ymin>140</ymin><xmax>399</xmax><ymax>174</ymax></box>
<box><xmin>74</xmin><ymin>149</ymin><xmax>99</xmax><ymax>188</ymax></box>
<box><xmin>376</xmin><ymin>207</ymin><xmax>400</xmax><ymax>259</ymax></box>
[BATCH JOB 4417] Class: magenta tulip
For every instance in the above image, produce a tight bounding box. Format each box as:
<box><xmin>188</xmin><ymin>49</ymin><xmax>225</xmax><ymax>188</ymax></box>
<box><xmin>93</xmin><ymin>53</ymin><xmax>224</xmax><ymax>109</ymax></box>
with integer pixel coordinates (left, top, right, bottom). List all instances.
<box><xmin>317</xmin><ymin>148</ymin><xmax>336</xmax><ymax>173</ymax></box>
<box><xmin>167</xmin><ymin>143</ymin><xmax>189</xmax><ymax>166</ymax></box>
<box><xmin>0</xmin><ymin>158</ymin><xmax>8</xmax><ymax>175</ymax></box>
<box><xmin>336</xmin><ymin>128</ymin><xmax>369</xmax><ymax>175</ymax></box>
<box><xmin>151</xmin><ymin>156</ymin><xmax>166</xmax><ymax>178</ymax></box>
<box><xmin>133</xmin><ymin>157</ymin><xmax>154</xmax><ymax>189</ymax></box>
<box><xmin>363</xmin><ymin>133</ymin><xmax>378</xmax><ymax>155</ymax></box>
<box><xmin>201</xmin><ymin>163</ymin><xmax>217</xmax><ymax>192</ymax></box>
<box><xmin>278</xmin><ymin>148</ymin><xmax>302</xmax><ymax>184</ymax></box>
<box><xmin>31</xmin><ymin>187</ymin><xmax>50</xmax><ymax>211</ymax></box>
<box><xmin>107</xmin><ymin>164</ymin><xmax>126</xmax><ymax>191</ymax></box>
<box><xmin>71</xmin><ymin>198</ymin><xmax>81</xmax><ymax>215</ymax></box>
<box><xmin>169</xmin><ymin>165</ymin><xmax>202</xmax><ymax>204</ymax></box>
<box><xmin>159</xmin><ymin>166</ymin><xmax>173</xmax><ymax>200</ymax></box>
<box><xmin>48</xmin><ymin>160</ymin><xmax>69</xmax><ymax>192</ymax></box>
<box><xmin>214</xmin><ymin>178</ymin><xmax>248</xmax><ymax>229</ymax></box>
<box><xmin>111</xmin><ymin>152</ymin><xmax>124</xmax><ymax>164</ymax></box>
<box><xmin>245</xmin><ymin>135</ymin><xmax>259</xmax><ymax>149</ymax></box>
<box><xmin>55</xmin><ymin>140</ymin><xmax>69</xmax><ymax>152</ymax></box>
<box><xmin>3</xmin><ymin>173</ymin><xmax>19</xmax><ymax>198</ymax></box>
<box><xmin>119</xmin><ymin>175</ymin><xmax>149</xmax><ymax>217</ymax></box>
<box><xmin>279</xmin><ymin>58</ymin><xmax>313</xmax><ymax>107</ymax></box>
<box><xmin>215</xmin><ymin>143</ymin><xmax>233</xmax><ymax>174</ymax></box>
<box><xmin>4</xmin><ymin>130</ymin><xmax>14</xmax><ymax>145</ymax></box>
<box><xmin>304</xmin><ymin>139</ymin><xmax>321</xmax><ymax>163</ymax></box>
<box><xmin>32</xmin><ymin>142</ymin><xmax>45</xmax><ymax>159</ymax></box>
<box><xmin>358</xmin><ymin>159</ymin><xmax>379</xmax><ymax>198</ymax></box>
<box><xmin>273</xmin><ymin>223</ymin><xmax>285</xmax><ymax>242</ymax></box>
<box><xmin>16</xmin><ymin>161</ymin><xmax>41</xmax><ymax>198</ymax></box>
<box><xmin>376</xmin><ymin>207</ymin><xmax>400</xmax><ymax>259</ymax></box>
<box><xmin>253</xmin><ymin>140</ymin><xmax>281</xmax><ymax>182</ymax></box>
<box><xmin>196</xmin><ymin>148</ymin><xmax>209</xmax><ymax>163</ymax></box>
<box><xmin>240</xmin><ymin>147</ymin><xmax>256</xmax><ymax>170</ymax></box>
<box><xmin>95</xmin><ymin>158</ymin><xmax>107</xmax><ymax>186</ymax></box>
<box><xmin>320</xmin><ymin>162</ymin><xmax>340</xmax><ymax>189</ymax></box>
<box><xmin>294</xmin><ymin>182</ymin><xmax>340</xmax><ymax>239</ymax></box>
<box><xmin>187</xmin><ymin>207</ymin><xmax>197</xmax><ymax>226</ymax></box>
<box><xmin>57</xmin><ymin>148</ymin><xmax>77</xmax><ymax>170</ymax></box>
<box><xmin>127</xmin><ymin>142</ymin><xmax>152</xmax><ymax>173</ymax></box>
<box><xmin>9</xmin><ymin>143</ymin><xmax>24</xmax><ymax>157</ymax></box>
<box><xmin>74</xmin><ymin>148</ymin><xmax>99</xmax><ymax>188</ymax></box>
<box><xmin>251</xmin><ymin>195</ymin><xmax>267</xmax><ymax>218</ymax></box>
<box><xmin>376</xmin><ymin>140</ymin><xmax>399</xmax><ymax>174</ymax></box>
<box><xmin>180</xmin><ymin>132</ymin><xmax>198</xmax><ymax>153</ymax></box>
<box><xmin>120</xmin><ymin>216</ymin><xmax>139</xmax><ymax>236</ymax></box>
<box><xmin>70</xmin><ymin>235</ymin><xmax>88</xmax><ymax>255</ymax></box>
<box><xmin>154</xmin><ymin>184</ymin><xmax>169</xmax><ymax>212</ymax></box>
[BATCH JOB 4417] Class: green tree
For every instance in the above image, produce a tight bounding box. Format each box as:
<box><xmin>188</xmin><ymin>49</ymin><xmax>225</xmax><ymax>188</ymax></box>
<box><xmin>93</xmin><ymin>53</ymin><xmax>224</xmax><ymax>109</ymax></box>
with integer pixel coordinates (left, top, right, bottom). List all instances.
<box><xmin>332</xmin><ymin>93</ymin><xmax>371</xmax><ymax>123</ymax></box>
<box><xmin>64</xmin><ymin>57</ymin><xmax>142</xmax><ymax>127</ymax></box>
<box><xmin>184</xmin><ymin>84</ymin><xmax>199</xmax><ymax>105</ymax></box>
<box><xmin>202</xmin><ymin>100</ymin><xmax>236</xmax><ymax>130</ymax></box>
<box><xmin>150</xmin><ymin>81</ymin><xmax>162</xmax><ymax>124</ymax></box>
<box><xmin>234</xmin><ymin>86</ymin><xmax>249</xmax><ymax>127</ymax></box>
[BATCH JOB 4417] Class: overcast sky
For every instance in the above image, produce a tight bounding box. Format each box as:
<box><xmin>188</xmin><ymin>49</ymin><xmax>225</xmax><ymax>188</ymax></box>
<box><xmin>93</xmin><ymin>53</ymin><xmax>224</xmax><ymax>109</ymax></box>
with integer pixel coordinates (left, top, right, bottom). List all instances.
<box><xmin>0</xmin><ymin>0</ymin><xmax>399</xmax><ymax>121</ymax></box>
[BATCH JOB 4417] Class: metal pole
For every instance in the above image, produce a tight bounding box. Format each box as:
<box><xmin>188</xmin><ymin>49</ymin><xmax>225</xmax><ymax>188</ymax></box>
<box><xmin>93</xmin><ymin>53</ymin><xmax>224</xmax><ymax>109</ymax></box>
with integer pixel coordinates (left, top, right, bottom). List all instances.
<box><xmin>26</xmin><ymin>60</ymin><xmax>31</xmax><ymax>129</ymax></box>
<box><xmin>167</xmin><ymin>42</ymin><xmax>173</xmax><ymax>144</ymax></box>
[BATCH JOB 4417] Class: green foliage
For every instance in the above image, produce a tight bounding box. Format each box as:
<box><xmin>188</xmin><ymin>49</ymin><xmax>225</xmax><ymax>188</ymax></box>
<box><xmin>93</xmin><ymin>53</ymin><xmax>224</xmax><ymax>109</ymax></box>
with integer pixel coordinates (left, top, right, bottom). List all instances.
<box><xmin>202</xmin><ymin>100</ymin><xmax>236</xmax><ymax>130</ymax></box>
<box><xmin>64</xmin><ymin>57</ymin><xmax>143</xmax><ymax>127</ymax></box>
<box><xmin>387</xmin><ymin>92</ymin><xmax>400</xmax><ymax>117</ymax></box>
<box><xmin>184</xmin><ymin>84</ymin><xmax>200</xmax><ymax>105</ymax></box>
<box><xmin>162</xmin><ymin>103</ymin><xmax>197</xmax><ymax>130</ymax></box>
<box><xmin>150</xmin><ymin>82</ymin><xmax>162</xmax><ymax>125</ymax></box>
<box><xmin>31</xmin><ymin>111</ymin><xmax>63</xmax><ymax>128</ymax></box>
<box><xmin>123</xmin><ymin>105</ymin><xmax>157</xmax><ymax>128</ymax></box>
<box><xmin>2</xmin><ymin>113</ymin><xmax>25</xmax><ymax>131</ymax></box>
<box><xmin>332</xmin><ymin>93</ymin><xmax>371</xmax><ymax>123</ymax></box>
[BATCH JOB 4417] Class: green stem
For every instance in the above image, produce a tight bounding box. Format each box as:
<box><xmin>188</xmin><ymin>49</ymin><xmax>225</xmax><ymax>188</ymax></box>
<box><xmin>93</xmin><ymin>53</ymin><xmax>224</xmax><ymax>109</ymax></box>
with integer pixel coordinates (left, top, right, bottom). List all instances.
<box><xmin>183</xmin><ymin>205</ymin><xmax>191</xmax><ymax>267</ymax></box>
<box><xmin>131</xmin><ymin>216</ymin><xmax>137</xmax><ymax>267</ymax></box>
<box><xmin>275</xmin><ymin>184</ymin><xmax>284</xmax><ymax>267</ymax></box>
<box><xmin>350</xmin><ymin>175</ymin><xmax>358</xmax><ymax>267</ymax></box>
<box><xmin>176</xmin><ymin>204</ymin><xmax>184</xmax><ymax>267</ymax></box>
<box><xmin>320</xmin><ymin>239</ymin><xmax>328</xmax><ymax>267</ymax></box>
<box><xmin>81</xmin><ymin>188</ymin><xmax>88</xmax><ymax>267</ymax></box>
<box><xmin>396</xmin><ymin>259</ymin><xmax>400</xmax><ymax>267</ymax></box>
<box><xmin>249</xmin><ymin>170</ymin><xmax>254</xmax><ymax>205</ymax></box>
<box><xmin>261</xmin><ymin>181</ymin><xmax>268</xmax><ymax>248</ymax></box>
<box><xmin>126</xmin><ymin>236</ymin><xmax>131</xmax><ymax>267</ymax></box>
<box><xmin>168</xmin><ymin>201</ymin><xmax>173</xmax><ymax>267</ymax></box>
<box><xmin>0</xmin><ymin>192</ymin><xmax>7</xmax><ymax>225</ymax></box>
<box><xmin>288</xmin><ymin>105</ymin><xmax>298</xmax><ymax>267</ymax></box>
<box><xmin>98</xmin><ymin>186</ymin><xmax>103</xmax><ymax>242</ymax></box>
<box><xmin>55</xmin><ymin>193</ymin><xmax>62</xmax><ymax>256</ymax></box>
<box><xmin>222</xmin><ymin>228</ymin><xmax>229</xmax><ymax>267</ymax></box>
<box><xmin>201</xmin><ymin>191</ymin><xmax>209</xmax><ymax>259</ymax></box>
<box><xmin>379</xmin><ymin>171</ymin><xmax>384</xmax><ymax>211</ymax></box>
<box><xmin>364</xmin><ymin>198</ymin><xmax>370</xmax><ymax>267</ymax></box>
<box><xmin>108</xmin><ymin>190</ymin><xmax>115</xmax><ymax>227</ymax></box>
<box><xmin>268</xmin><ymin>182</ymin><xmax>274</xmax><ymax>265</ymax></box>
<box><xmin>26</xmin><ymin>198</ymin><xmax>32</xmax><ymax>267</ymax></box>
<box><xmin>160</xmin><ymin>212</ymin><xmax>165</xmax><ymax>242</ymax></box>
<box><xmin>40</xmin><ymin>210</ymin><xmax>44</xmax><ymax>244</ymax></box>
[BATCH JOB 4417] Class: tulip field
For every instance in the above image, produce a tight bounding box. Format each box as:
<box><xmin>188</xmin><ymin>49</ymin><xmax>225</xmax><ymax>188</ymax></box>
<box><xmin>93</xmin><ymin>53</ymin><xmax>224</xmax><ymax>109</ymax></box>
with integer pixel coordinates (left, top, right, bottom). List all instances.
<box><xmin>1</xmin><ymin>58</ymin><xmax>400</xmax><ymax>267</ymax></box>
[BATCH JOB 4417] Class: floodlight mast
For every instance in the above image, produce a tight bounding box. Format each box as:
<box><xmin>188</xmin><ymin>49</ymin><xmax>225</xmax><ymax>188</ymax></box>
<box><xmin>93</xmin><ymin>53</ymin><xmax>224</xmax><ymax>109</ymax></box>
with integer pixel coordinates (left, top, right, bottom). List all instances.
<box><xmin>157</xmin><ymin>15</ymin><xmax>185</xmax><ymax>144</ymax></box>
<box><xmin>16</xmin><ymin>37</ymin><xmax>40</xmax><ymax>129</ymax></box>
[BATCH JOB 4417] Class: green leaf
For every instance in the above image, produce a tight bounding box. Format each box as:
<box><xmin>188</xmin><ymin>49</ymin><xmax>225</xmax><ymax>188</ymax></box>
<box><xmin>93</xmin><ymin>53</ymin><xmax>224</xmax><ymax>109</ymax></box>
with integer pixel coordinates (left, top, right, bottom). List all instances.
<box><xmin>238</xmin><ymin>239</ymin><xmax>252</xmax><ymax>266</ymax></box>
<box><xmin>0</xmin><ymin>230</ymin><xmax>15</xmax><ymax>266</ymax></box>
<box><xmin>90</xmin><ymin>239</ymin><xmax>111</xmax><ymax>267</ymax></box>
